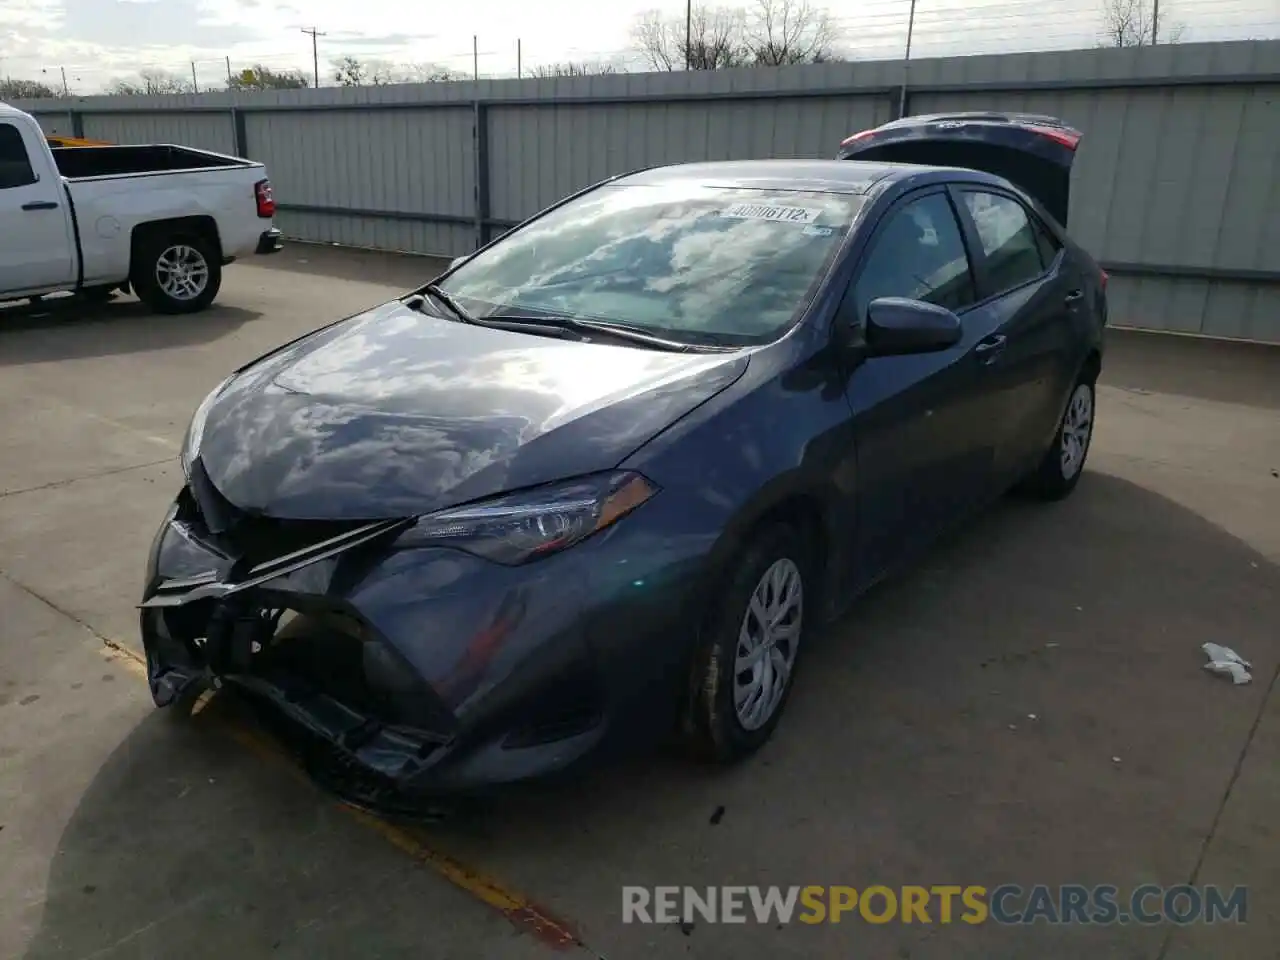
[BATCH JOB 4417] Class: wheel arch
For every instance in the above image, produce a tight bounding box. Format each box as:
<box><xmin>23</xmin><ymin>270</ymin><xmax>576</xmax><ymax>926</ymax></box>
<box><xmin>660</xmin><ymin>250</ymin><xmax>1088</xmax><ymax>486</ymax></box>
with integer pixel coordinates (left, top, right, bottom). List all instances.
<box><xmin>129</xmin><ymin>215</ymin><xmax>223</xmax><ymax>271</ymax></box>
<box><xmin>697</xmin><ymin>476</ymin><xmax>841</xmax><ymax>629</ymax></box>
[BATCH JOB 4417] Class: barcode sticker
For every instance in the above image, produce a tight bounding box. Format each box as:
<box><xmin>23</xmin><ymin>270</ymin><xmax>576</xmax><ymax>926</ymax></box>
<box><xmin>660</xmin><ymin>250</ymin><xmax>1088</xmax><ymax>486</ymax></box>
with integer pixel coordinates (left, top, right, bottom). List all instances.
<box><xmin>721</xmin><ymin>202</ymin><xmax>820</xmax><ymax>224</ymax></box>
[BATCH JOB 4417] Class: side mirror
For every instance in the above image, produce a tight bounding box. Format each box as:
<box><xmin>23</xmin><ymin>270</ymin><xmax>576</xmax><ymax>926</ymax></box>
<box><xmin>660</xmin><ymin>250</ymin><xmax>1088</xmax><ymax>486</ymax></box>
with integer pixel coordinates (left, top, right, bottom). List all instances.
<box><xmin>864</xmin><ymin>297</ymin><xmax>962</xmax><ymax>356</ymax></box>
<box><xmin>449</xmin><ymin>255</ymin><xmax>468</xmax><ymax>270</ymax></box>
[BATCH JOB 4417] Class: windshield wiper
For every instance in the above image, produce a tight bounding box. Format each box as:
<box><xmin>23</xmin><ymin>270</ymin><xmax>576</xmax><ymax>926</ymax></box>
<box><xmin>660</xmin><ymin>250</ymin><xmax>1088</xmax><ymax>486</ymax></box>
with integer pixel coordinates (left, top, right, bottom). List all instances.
<box><xmin>418</xmin><ymin>283</ymin><xmax>478</xmax><ymax>325</ymax></box>
<box><xmin>479</xmin><ymin>314</ymin><xmax>699</xmax><ymax>352</ymax></box>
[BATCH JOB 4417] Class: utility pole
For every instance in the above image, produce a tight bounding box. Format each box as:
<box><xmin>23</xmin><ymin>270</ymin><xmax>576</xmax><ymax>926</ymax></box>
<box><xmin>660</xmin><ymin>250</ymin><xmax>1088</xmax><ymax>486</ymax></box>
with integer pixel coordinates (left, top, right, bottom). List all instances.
<box><xmin>898</xmin><ymin>0</ymin><xmax>917</xmax><ymax>118</ymax></box>
<box><xmin>226</xmin><ymin>56</ymin><xmax>233</xmax><ymax>83</ymax></box>
<box><xmin>301</xmin><ymin>27</ymin><xmax>326</xmax><ymax>88</ymax></box>
<box><xmin>61</xmin><ymin>66</ymin><xmax>69</xmax><ymax>96</ymax></box>
<box><xmin>473</xmin><ymin>35</ymin><xmax>479</xmax><ymax>82</ymax></box>
<box><xmin>191</xmin><ymin>61</ymin><xmax>200</xmax><ymax>93</ymax></box>
<box><xmin>1152</xmin><ymin>0</ymin><xmax>1160</xmax><ymax>43</ymax></box>
<box><xmin>517</xmin><ymin>39</ymin><xmax>522</xmax><ymax>79</ymax></box>
<box><xmin>685</xmin><ymin>0</ymin><xmax>692</xmax><ymax>69</ymax></box>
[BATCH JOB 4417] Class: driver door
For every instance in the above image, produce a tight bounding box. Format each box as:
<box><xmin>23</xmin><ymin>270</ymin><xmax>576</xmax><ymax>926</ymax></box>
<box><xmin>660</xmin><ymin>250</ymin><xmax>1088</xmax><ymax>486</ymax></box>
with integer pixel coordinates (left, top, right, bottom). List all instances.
<box><xmin>839</xmin><ymin>188</ymin><xmax>1005</xmax><ymax>586</ymax></box>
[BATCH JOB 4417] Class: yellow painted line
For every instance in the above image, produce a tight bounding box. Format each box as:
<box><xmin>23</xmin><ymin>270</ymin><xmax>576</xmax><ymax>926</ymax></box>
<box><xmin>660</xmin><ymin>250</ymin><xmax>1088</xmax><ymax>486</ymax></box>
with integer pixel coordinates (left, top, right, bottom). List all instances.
<box><xmin>99</xmin><ymin>637</ymin><xmax>582</xmax><ymax>950</ymax></box>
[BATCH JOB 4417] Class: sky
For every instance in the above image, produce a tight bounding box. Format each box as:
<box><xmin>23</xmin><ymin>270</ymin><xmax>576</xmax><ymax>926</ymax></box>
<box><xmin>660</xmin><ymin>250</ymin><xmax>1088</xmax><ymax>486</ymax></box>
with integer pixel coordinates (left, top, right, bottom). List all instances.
<box><xmin>0</xmin><ymin>0</ymin><xmax>1276</xmax><ymax>94</ymax></box>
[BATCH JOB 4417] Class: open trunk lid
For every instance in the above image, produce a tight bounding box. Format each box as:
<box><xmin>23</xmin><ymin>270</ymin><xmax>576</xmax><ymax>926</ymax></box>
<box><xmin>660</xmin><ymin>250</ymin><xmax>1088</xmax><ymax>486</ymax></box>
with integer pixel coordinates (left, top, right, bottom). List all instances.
<box><xmin>837</xmin><ymin>112</ymin><xmax>1081</xmax><ymax>228</ymax></box>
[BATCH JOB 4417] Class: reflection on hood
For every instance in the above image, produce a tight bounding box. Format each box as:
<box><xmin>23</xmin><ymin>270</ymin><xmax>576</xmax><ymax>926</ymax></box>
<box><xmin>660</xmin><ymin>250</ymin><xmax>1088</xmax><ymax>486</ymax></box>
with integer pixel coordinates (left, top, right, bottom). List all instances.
<box><xmin>197</xmin><ymin>300</ymin><xmax>749</xmax><ymax>520</ymax></box>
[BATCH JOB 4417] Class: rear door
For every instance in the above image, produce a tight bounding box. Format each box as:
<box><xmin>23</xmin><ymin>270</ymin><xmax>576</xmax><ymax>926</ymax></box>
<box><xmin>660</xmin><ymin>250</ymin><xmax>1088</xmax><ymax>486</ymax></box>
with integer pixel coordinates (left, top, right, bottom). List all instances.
<box><xmin>838</xmin><ymin>188</ymin><xmax>1005</xmax><ymax>585</ymax></box>
<box><xmin>950</xmin><ymin>185</ymin><xmax>1081</xmax><ymax>484</ymax></box>
<box><xmin>0</xmin><ymin>119</ymin><xmax>75</xmax><ymax>293</ymax></box>
<box><xmin>837</xmin><ymin>112</ymin><xmax>1081</xmax><ymax>228</ymax></box>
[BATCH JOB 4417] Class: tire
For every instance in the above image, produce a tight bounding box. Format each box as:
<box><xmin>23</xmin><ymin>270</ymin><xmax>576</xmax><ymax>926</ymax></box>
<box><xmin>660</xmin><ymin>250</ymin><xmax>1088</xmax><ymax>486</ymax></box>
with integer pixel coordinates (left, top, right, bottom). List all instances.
<box><xmin>131</xmin><ymin>232</ymin><xmax>222</xmax><ymax>315</ymax></box>
<box><xmin>683</xmin><ymin>524</ymin><xmax>812</xmax><ymax>764</ymax></box>
<box><xmin>1021</xmin><ymin>373</ymin><xmax>1096</xmax><ymax>501</ymax></box>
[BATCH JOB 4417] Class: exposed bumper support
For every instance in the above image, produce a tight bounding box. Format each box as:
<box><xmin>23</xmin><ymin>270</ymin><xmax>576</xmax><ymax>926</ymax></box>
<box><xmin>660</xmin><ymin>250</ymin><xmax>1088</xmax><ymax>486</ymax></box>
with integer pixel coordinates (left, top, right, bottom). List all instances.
<box><xmin>255</xmin><ymin>228</ymin><xmax>284</xmax><ymax>255</ymax></box>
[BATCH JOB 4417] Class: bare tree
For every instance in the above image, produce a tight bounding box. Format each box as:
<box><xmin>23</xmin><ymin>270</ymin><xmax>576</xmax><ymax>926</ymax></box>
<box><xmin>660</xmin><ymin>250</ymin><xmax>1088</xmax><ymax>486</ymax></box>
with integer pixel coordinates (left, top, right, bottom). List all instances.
<box><xmin>530</xmin><ymin>61</ymin><xmax>620</xmax><ymax>78</ymax></box>
<box><xmin>0</xmin><ymin>78</ymin><xmax>61</xmax><ymax>99</ymax></box>
<box><xmin>227</xmin><ymin>65</ymin><xmax>309</xmax><ymax>91</ymax></box>
<box><xmin>1098</xmin><ymin>0</ymin><xmax>1185</xmax><ymax>46</ymax></box>
<box><xmin>400</xmin><ymin>62</ymin><xmax>467</xmax><ymax>83</ymax></box>
<box><xmin>108</xmin><ymin>69</ymin><xmax>194</xmax><ymax>96</ymax></box>
<box><xmin>334</xmin><ymin>56</ymin><xmax>464</xmax><ymax>86</ymax></box>
<box><xmin>632</xmin><ymin>5</ymin><xmax>749</xmax><ymax>71</ymax></box>
<box><xmin>633</xmin><ymin>1</ymin><xmax>839</xmax><ymax>71</ymax></box>
<box><xmin>746</xmin><ymin>0</ymin><xmax>838</xmax><ymax>65</ymax></box>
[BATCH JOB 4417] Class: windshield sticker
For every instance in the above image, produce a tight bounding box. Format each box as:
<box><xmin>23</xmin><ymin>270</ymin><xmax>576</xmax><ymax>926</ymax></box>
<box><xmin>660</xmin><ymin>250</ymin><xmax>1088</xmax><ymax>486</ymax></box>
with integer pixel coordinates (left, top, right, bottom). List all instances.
<box><xmin>721</xmin><ymin>202</ymin><xmax>821</xmax><ymax>224</ymax></box>
<box><xmin>802</xmin><ymin>225</ymin><xmax>835</xmax><ymax>237</ymax></box>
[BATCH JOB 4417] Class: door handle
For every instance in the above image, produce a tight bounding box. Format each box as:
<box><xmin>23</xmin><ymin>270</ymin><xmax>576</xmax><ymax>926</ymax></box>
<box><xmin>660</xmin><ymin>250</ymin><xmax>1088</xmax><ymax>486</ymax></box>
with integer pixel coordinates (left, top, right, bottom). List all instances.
<box><xmin>22</xmin><ymin>200</ymin><xmax>59</xmax><ymax>211</ymax></box>
<box><xmin>1064</xmin><ymin>289</ymin><xmax>1084</xmax><ymax>305</ymax></box>
<box><xmin>975</xmin><ymin>334</ymin><xmax>1007</xmax><ymax>361</ymax></box>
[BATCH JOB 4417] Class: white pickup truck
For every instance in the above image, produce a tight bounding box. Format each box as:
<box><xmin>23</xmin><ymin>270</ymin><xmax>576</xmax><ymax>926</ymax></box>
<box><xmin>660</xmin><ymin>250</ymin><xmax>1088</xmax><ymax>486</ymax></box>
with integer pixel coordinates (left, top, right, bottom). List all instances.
<box><xmin>1</xmin><ymin>102</ymin><xmax>282</xmax><ymax>314</ymax></box>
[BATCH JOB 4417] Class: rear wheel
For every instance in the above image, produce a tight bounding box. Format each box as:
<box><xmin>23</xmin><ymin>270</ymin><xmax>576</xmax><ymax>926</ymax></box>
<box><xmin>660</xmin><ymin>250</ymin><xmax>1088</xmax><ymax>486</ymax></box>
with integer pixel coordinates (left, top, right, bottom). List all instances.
<box><xmin>131</xmin><ymin>233</ymin><xmax>221</xmax><ymax>314</ymax></box>
<box><xmin>683</xmin><ymin>524</ymin><xmax>810</xmax><ymax>763</ymax></box>
<box><xmin>1022</xmin><ymin>374</ymin><xmax>1096</xmax><ymax>500</ymax></box>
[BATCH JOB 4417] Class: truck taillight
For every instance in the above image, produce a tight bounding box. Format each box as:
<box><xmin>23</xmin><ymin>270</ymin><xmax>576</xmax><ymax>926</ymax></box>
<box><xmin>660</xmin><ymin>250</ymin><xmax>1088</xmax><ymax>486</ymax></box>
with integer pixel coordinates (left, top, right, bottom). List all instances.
<box><xmin>254</xmin><ymin>179</ymin><xmax>275</xmax><ymax>218</ymax></box>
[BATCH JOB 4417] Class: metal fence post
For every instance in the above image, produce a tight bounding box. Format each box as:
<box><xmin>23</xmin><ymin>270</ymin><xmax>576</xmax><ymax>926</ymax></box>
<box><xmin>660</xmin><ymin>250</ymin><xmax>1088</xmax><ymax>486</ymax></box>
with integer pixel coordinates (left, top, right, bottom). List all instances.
<box><xmin>473</xmin><ymin>99</ymin><xmax>491</xmax><ymax>250</ymax></box>
<box><xmin>231</xmin><ymin>107</ymin><xmax>248</xmax><ymax>158</ymax></box>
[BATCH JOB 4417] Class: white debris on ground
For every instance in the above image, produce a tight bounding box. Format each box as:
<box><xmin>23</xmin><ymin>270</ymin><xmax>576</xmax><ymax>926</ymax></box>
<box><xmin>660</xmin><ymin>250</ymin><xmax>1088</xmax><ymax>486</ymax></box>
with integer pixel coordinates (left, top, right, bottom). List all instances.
<box><xmin>1201</xmin><ymin>643</ymin><xmax>1253</xmax><ymax>685</ymax></box>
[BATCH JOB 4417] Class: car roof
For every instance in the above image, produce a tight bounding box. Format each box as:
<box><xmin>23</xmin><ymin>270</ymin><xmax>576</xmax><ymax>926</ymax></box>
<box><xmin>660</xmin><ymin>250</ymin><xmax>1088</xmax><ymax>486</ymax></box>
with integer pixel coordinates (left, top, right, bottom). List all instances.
<box><xmin>615</xmin><ymin>159</ymin><xmax>986</xmax><ymax>196</ymax></box>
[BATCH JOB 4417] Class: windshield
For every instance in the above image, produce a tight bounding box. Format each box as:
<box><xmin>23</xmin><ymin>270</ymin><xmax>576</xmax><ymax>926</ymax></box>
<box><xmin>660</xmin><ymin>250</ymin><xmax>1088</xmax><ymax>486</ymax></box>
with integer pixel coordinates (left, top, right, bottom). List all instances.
<box><xmin>438</xmin><ymin>183</ymin><xmax>866</xmax><ymax>346</ymax></box>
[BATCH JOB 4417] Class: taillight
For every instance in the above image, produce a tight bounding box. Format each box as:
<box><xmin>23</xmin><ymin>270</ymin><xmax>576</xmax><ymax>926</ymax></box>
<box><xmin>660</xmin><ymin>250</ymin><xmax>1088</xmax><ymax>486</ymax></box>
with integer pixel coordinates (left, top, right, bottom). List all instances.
<box><xmin>254</xmin><ymin>179</ymin><xmax>275</xmax><ymax>218</ymax></box>
<box><xmin>839</xmin><ymin>128</ymin><xmax>876</xmax><ymax>148</ymax></box>
<box><xmin>1027</xmin><ymin>125</ymin><xmax>1081</xmax><ymax>150</ymax></box>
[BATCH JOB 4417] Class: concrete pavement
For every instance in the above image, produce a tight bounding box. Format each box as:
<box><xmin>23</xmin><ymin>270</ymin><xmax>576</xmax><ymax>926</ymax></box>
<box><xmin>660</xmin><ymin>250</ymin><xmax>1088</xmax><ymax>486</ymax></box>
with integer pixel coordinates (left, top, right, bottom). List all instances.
<box><xmin>1</xmin><ymin>245</ymin><xmax>1276</xmax><ymax>959</ymax></box>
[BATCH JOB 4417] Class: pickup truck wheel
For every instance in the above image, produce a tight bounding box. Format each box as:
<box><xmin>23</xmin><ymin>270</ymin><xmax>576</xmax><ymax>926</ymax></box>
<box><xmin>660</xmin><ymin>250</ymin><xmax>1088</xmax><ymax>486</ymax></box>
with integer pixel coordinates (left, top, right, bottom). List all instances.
<box><xmin>132</xmin><ymin>234</ymin><xmax>221</xmax><ymax>314</ymax></box>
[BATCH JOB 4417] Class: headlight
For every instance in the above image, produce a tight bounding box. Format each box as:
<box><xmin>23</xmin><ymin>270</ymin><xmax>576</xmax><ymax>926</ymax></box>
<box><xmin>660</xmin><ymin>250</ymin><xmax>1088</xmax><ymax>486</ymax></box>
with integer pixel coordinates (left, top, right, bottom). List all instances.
<box><xmin>394</xmin><ymin>471</ymin><xmax>658</xmax><ymax>565</ymax></box>
<box><xmin>180</xmin><ymin>376</ymin><xmax>232</xmax><ymax>479</ymax></box>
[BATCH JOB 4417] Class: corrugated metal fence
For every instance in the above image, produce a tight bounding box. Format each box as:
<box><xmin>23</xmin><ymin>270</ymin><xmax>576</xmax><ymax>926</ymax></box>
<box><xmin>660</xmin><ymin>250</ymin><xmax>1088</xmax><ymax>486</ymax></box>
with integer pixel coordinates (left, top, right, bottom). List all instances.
<box><xmin>14</xmin><ymin>39</ymin><xmax>1280</xmax><ymax>342</ymax></box>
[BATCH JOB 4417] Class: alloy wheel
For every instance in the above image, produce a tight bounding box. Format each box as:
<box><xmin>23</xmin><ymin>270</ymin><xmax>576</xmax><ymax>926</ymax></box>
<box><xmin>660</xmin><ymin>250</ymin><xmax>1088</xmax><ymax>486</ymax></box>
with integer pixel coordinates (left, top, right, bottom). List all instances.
<box><xmin>155</xmin><ymin>244</ymin><xmax>210</xmax><ymax>301</ymax></box>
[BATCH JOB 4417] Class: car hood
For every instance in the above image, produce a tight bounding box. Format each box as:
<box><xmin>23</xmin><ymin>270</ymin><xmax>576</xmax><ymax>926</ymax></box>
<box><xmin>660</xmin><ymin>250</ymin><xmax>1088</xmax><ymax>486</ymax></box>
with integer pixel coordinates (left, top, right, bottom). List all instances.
<box><xmin>196</xmin><ymin>300</ymin><xmax>749</xmax><ymax>520</ymax></box>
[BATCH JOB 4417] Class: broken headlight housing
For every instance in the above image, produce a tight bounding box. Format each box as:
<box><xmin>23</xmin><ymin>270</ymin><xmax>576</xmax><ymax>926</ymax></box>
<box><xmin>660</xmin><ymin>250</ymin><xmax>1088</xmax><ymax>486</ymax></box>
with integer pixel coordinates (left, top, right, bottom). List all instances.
<box><xmin>179</xmin><ymin>376</ymin><xmax>233</xmax><ymax>480</ymax></box>
<box><xmin>394</xmin><ymin>470</ymin><xmax>658</xmax><ymax>565</ymax></box>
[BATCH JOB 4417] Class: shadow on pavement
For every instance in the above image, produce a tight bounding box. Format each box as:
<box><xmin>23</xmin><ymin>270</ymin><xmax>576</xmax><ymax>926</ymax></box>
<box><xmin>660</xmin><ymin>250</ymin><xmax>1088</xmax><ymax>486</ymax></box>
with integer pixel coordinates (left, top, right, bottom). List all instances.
<box><xmin>249</xmin><ymin>243</ymin><xmax>449</xmax><ymax>290</ymax></box>
<box><xmin>0</xmin><ymin>297</ymin><xmax>261</xmax><ymax>366</ymax></box>
<box><xmin>19</xmin><ymin>472</ymin><xmax>1279</xmax><ymax>960</ymax></box>
<box><xmin>424</xmin><ymin>471</ymin><xmax>1280</xmax><ymax>958</ymax></box>
<box><xmin>1103</xmin><ymin>328</ymin><xmax>1280</xmax><ymax>410</ymax></box>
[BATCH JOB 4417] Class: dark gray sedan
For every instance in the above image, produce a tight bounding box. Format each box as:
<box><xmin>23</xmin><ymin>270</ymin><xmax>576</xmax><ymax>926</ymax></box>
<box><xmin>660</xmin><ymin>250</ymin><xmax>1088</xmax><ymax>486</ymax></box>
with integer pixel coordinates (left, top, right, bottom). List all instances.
<box><xmin>142</xmin><ymin>116</ymin><xmax>1106</xmax><ymax>809</ymax></box>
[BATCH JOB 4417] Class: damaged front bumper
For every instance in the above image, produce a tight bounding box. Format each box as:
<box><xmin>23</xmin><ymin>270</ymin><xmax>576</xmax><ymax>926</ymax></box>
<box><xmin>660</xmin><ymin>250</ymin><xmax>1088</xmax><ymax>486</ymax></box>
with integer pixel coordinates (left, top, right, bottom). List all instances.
<box><xmin>140</xmin><ymin>469</ymin><xmax>704</xmax><ymax>806</ymax></box>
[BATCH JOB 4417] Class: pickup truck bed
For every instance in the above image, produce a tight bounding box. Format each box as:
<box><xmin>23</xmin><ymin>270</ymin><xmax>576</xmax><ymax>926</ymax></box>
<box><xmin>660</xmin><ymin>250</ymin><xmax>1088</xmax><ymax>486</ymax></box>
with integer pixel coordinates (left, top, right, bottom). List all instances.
<box><xmin>50</xmin><ymin>144</ymin><xmax>249</xmax><ymax>179</ymax></box>
<box><xmin>2</xmin><ymin>102</ymin><xmax>282</xmax><ymax>314</ymax></box>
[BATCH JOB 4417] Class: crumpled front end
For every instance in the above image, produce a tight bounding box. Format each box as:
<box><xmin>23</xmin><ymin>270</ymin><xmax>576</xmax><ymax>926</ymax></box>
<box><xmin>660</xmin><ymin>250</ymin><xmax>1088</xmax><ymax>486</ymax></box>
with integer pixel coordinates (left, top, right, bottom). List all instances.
<box><xmin>139</xmin><ymin>462</ymin><xmax>640</xmax><ymax>809</ymax></box>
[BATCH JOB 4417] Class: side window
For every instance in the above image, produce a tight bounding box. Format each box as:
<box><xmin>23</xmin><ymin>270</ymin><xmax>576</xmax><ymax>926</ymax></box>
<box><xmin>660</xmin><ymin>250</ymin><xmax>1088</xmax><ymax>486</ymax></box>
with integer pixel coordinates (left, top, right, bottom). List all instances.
<box><xmin>1033</xmin><ymin>217</ymin><xmax>1062</xmax><ymax>268</ymax></box>
<box><xmin>0</xmin><ymin>123</ymin><xmax>38</xmax><ymax>190</ymax></box>
<box><xmin>961</xmin><ymin>191</ymin><xmax>1046</xmax><ymax>294</ymax></box>
<box><xmin>852</xmin><ymin>193</ymin><xmax>975</xmax><ymax>321</ymax></box>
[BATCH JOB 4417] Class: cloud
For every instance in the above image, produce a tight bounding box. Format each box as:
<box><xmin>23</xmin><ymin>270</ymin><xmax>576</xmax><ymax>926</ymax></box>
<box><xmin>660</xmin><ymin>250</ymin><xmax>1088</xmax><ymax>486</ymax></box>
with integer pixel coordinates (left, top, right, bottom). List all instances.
<box><xmin>60</xmin><ymin>0</ymin><xmax>259</xmax><ymax>47</ymax></box>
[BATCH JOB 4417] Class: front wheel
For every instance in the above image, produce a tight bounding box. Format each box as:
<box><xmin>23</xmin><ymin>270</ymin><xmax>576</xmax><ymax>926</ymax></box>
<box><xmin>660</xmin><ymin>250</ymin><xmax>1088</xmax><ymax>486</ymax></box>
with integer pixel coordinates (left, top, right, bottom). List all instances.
<box><xmin>131</xmin><ymin>234</ymin><xmax>222</xmax><ymax>315</ymax></box>
<box><xmin>683</xmin><ymin>524</ymin><xmax>811</xmax><ymax>763</ymax></box>
<box><xmin>1021</xmin><ymin>376</ymin><xmax>1096</xmax><ymax>501</ymax></box>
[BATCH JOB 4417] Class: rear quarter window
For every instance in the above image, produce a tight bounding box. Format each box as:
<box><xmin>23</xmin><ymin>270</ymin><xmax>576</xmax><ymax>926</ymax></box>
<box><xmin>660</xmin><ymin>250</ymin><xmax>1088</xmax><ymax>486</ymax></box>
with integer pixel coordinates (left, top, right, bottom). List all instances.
<box><xmin>961</xmin><ymin>191</ymin><xmax>1046</xmax><ymax>294</ymax></box>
